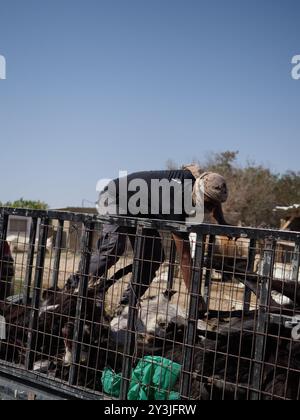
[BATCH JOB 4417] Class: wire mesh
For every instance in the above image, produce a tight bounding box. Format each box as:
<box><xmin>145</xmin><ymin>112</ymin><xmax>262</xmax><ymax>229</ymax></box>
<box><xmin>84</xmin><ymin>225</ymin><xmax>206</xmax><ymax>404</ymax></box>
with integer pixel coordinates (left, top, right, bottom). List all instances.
<box><xmin>0</xmin><ymin>208</ymin><xmax>299</xmax><ymax>400</ymax></box>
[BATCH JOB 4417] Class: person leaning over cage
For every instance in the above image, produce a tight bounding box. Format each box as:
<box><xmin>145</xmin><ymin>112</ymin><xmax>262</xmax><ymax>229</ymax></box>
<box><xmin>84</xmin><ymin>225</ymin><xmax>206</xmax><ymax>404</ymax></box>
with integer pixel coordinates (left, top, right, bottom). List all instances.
<box><xmin>66</xmin><ymin>165</ymin><xmax>229</xmax><ymax>313</ymax></box>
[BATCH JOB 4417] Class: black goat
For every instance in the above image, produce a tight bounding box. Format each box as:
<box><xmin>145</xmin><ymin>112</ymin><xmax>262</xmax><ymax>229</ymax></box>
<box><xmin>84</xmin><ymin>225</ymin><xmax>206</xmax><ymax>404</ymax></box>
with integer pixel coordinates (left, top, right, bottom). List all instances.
<box><xmin>1</xmin><ymin>280</ymin><xmax>300</xmax><ymax>399</ymax></box>
<box><xmin>159</xmin><ymin>318</ymin><xmax>300</xmax><ymax>400</ymax></box>
<box><xmin>0</xmin><ymin>285</ymin><xmax>124</xmax><ymax>390</ymax></box>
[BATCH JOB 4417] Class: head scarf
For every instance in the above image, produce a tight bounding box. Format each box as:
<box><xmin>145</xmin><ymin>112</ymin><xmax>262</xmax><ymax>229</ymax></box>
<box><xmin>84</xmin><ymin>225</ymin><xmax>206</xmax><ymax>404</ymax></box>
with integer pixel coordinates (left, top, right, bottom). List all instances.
<box><xmin>197</xmin><ymin>172</ymin><xmax>228</xmax><ymax>204</ymax></box>
<box><xmin>184</xmin><ymin>164</ymin><xmax>228</xmax><ymax>207</ymax></box>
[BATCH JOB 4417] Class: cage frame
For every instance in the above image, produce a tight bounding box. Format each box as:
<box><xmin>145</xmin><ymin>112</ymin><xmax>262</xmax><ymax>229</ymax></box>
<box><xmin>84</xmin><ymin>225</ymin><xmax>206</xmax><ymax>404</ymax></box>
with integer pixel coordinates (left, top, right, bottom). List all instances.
<box><xmin>0</xmin><ymin>207</ymin><xmax>299</xmax><ymax>400</ymax></box>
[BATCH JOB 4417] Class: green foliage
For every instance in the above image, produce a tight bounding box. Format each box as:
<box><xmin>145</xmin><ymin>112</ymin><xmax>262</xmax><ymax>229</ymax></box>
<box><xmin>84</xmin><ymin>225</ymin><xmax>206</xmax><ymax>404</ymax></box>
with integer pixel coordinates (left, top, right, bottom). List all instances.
<box><xmin>274</xmin><ymin>171</ymin><xmax>300</xmax><ymax>206</ymax></box>
<box><xmin>0</xmin><ymin>198</ymin><xmax>49</xmax><ymax>210</ymax></box>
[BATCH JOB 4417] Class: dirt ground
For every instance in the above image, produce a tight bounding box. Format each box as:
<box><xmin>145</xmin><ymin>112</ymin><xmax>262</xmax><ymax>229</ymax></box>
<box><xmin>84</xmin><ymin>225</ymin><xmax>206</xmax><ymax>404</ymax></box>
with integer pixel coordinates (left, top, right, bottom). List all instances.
<box><xmin>13</xmin><ymin>250</ymin><xmax>81</xmax><ymax>292</ymax></box>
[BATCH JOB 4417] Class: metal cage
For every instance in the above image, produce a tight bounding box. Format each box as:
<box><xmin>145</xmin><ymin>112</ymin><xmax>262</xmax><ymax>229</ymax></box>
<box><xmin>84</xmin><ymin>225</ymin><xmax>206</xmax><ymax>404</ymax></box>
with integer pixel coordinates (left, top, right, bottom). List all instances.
<box><xmin>0</xmin><ymin>207</ymin><xmax>299</xmax><ymax>400</ymax></box>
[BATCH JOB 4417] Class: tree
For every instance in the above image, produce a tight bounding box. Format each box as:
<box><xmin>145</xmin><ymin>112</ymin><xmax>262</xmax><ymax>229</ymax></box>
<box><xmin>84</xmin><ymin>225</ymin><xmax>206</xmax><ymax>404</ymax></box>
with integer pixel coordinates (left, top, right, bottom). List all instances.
<box><xmin>199</xmin><ymin>152</ymin><xmax>278</xmax><ymax>227</ymax></box>
<box><xmin>166</xmin><ymin>150</ymin><xmax>300</xmax><ymax>227</ymax></box>
<box><xmin>274</xmin><ymin>171</ymin><xmax>300</xmax><ymax>206</ymax></box>
<box><xmin>202</xmin><ymin>151</ymin><xmax>239</xmax><ymax>175</ymax></box>
<box><xmin>0</xmin><ymin>198</ymin><xmax>49</xmax><ymax>210</ymax></box>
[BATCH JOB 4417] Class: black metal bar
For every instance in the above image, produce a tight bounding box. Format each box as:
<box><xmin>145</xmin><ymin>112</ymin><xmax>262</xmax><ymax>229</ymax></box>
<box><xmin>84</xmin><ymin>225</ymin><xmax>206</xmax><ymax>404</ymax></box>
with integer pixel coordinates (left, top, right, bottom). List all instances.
<box><xmin>0</xmin><ymin>211</ymin><xmax>9</xmax><ymax>254</ymax></box>
<box><xmin>120</xmin><ymin>224</ymin><xmax>144</xmax><ymax>400</ymax></box>
<box><xmin>1</xmin><ymin>207</ymin><xmax>300</xmax><ymax>243</ymax></box>
<box><xmin>23</xmin><ymin>218</ymin><xmax>38</xmax><ymax>305</ymax></box>
<box><xmin>68</xmin><ymin>221</ymin><xmax>95</xmax><ymax>386</ymax></box>
<box><xmin>250</xmin><ymin>239</ymin><xmax>275</xmax><ymax>400</ymax></box>
<box><xmin>25</xmin><ymin>218</ymin><xmax>49</xmax><ymax>370</ymax></box>
<box><xmin>180</xmin><ymin>234</ymin><xmax>204</xmax><ymax>400</ymax></box>
<box><xmin>0</xmin><ymin>211</ymin><xmax>9</xmax><ymax>298</ymax></box>
<box><xmin>50</xmin><ymin>219</ymin><xmax>64</xmax><ymax>289</ymax></box>
<box><xmin>244</xmin><ymin>238</ymin><xmax>256</xmax><ymax>312</ymax></box>
<box><xmin>167</xmin><ymin>239</ymin><xmax>176</xmax><ymax>292</ymax></box>
<box><xmin>204</xmin><ymin>234</ymin><xmax>215</xmax><ymax>306</ymax></box>
<box><xmin>291</xmin><ymin>239</ymin><xmax>300</xmax><ymax>310</ymax></box>
<box><xmin>292</xmin><ymin>239</ymin><xmax>300</xmax><ymax>283</ymax></box>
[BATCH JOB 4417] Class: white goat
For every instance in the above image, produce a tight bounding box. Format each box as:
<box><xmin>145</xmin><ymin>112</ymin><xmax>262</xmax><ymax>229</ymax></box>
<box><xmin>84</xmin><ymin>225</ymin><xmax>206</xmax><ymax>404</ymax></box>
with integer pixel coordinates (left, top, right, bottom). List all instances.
<box><xmin>110</xmin><ymin>291</ymin><xmax>187</xmax><ymax>339</ymax></box>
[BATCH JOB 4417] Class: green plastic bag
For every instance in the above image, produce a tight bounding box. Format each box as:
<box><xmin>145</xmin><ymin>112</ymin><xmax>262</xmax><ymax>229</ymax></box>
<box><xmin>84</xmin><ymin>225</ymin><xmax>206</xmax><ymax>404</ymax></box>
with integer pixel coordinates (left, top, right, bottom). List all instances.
<box><xmin>128</xmin><ymin>356</ymin><xmax>181</xmax><ymax>400</ymax></box>
<box><xmin>101</xmin><ymin>368</ymin><xmax>122</xmax><ymax>398</ymax></box>
<box><xmin>102</xmin><ymin>356</ymin><xmax>181</xmax><ymax>400</ymax></box>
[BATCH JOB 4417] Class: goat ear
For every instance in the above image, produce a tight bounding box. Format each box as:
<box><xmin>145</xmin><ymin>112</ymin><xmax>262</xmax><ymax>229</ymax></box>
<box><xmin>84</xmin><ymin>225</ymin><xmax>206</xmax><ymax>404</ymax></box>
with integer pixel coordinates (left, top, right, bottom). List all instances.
<box><xmin>163</xmin><ymin>289</ymin><xmax>177</xmax><ymax>301</ymax></box>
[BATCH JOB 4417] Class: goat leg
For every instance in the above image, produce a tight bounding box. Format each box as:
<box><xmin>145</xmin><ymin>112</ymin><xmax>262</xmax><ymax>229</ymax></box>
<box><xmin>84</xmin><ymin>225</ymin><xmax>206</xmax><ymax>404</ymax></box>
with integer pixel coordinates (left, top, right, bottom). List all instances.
<box><xmin>270</xmin><ymin>279</ymin><xmax>300</xmax><ymax>306</ymax></box>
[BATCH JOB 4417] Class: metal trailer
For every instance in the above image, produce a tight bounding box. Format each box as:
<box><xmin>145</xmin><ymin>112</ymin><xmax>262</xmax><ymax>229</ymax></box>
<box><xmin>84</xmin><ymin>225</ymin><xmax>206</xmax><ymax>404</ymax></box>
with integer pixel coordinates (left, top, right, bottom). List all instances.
<box><xmin>0</xmin><ymin>207</ymin><xmax>299</xmax><ymax>400</ymax></box>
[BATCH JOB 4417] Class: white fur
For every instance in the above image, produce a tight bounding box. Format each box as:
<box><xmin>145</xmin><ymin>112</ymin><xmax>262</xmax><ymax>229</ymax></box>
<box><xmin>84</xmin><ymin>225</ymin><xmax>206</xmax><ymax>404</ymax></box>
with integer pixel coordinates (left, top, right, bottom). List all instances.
<box><xmin>63</xmin><ymin>342</ymin><xmax>73</xmax><ymax>366</ymax></box>
<box><xmin>33</xmin><ymin>360</ymin><xmax>51</xmax><ymax>372</ymax></box>
<box><xmin>39</xmin><ymin>304</ymin><xmax>60</xmax><ymax>317</ymax></box>
<box><xmin>110</xmin><ymin>293</ymin><xmax>187</xmax><ymax>338</ymax></box>
<box><xmin>256</xmin><ymin>259</ymin><xmax>299</xmax><ymax>306</ymax></box>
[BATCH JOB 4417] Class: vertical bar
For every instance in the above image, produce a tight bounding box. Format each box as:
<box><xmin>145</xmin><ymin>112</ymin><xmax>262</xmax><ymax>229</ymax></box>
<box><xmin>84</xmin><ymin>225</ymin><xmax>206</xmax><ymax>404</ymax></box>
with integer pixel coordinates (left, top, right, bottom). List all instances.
<box><xmin>25</xmin><ymin>218</ymin><xmax>49</xmax><ymax>370</ymax></box>
<box><xmin>50</xmin><ymin>219</ymin><xmax>64</xmax><ymax>289</ymax></box>
<box><xmin>290</xmin><ymin>239</ymin><xmax>300</xmax><ymax>309</ymax></box>
<box><xmin>120</xmin><ymin>224</ymin><xmax>144</xmax><ymax>400</ymax></box>
<box><xmin>244</xmin><ymin>238</ymin><xmax>256</xmax><ymax>312</ymax></box>
<box><xmin>0</xmin><ymin>211</ymin><xmax>9</xmax><ymax>300</ymax></box>
<box><xmin>0</xmin><ymin>210</ymin><xmax>9</xmax><ymax>247</ymax></box>
<box><xmin>180</xmin><ymin>233</ymin><xmax>204</xmax><ymax>400</ymax></box>
<box><xmin>291</xmin><ymin>239</ymin><xmax>300</xmax><ymax>283</ymax></box>
<box><xmin>167</xmin><ymin>239</ymin><xmax>176</xmax><ymax>292</ymax></box>
<box><xmin>23</xmin><ymin>218</ymin><xmax>38</xmax><ymax>305</ymax></box>
<box><xmin>250</xmin><ymin>238</ymin><xmax>275</xmax><ymax>400</ymax></box>
<box><xmin>69</xmin><ymin>221</ymin><xmax>95</xmax><ymax>386</ymax></box>
<box><xmin>204</xmin><ymin>234</ymin><xmax>215</xmax><ymax>306</ymax></box>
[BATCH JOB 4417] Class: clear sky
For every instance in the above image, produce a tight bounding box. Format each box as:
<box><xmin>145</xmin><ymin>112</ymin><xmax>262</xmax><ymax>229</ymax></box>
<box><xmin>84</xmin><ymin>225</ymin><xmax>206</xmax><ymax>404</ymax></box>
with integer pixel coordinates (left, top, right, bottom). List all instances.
<box><xmin>0</xmin><ymin>0</ymin><xmax>299</xmax><ymax>208</ymax></box>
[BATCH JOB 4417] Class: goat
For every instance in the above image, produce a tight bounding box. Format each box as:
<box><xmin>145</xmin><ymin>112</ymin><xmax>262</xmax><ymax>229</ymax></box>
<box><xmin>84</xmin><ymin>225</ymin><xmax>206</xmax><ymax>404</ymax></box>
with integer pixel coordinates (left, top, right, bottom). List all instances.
<box><xmin>0</xmin><ymin>301</ymin><xmax>32</xmax><ymax>363</ymax></box>
<box><xmin>262</xmin><ymin>339</ymin><xmax>300</xmax><ymax>400</ymax></box>
<box><xmin>110</xmin><ymin>290</ymin><xmax>187</xmax><ymax>346</ymax></box>
<box><xmin>158</xmin><ymin>318</ymin><xmax>300</xmax><ymax>400</ymax></box>
<box><xmin>0</xmin><ymin>287</ymin><xmax>101</xmax><ymax>362</ymax></box>
<box><xmin>0</xmin><ymin>285</ymin><xmax>126</xmax><ymax>390</ymax></box>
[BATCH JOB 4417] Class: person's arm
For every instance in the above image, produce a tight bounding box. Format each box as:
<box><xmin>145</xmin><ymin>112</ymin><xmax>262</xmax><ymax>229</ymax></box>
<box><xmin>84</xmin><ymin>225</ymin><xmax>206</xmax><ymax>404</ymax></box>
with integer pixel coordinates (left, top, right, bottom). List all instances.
<box><xmin>212</xmin><ymin>203</ymin><xmax>230</xmax><ymax>226</ymax></box>
<box><xmin>172</xmin><ymin>233</ymin><xmax>192</xmax><ymax>291</ymax></box>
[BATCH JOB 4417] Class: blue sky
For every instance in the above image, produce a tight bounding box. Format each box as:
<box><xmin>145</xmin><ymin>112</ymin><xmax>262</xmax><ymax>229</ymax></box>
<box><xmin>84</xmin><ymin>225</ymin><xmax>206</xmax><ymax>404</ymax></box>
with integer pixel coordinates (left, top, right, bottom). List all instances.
<box><xmin>0</xmin><ymin>0</ymin><xmax>299</xmax><ymax>208</ymax></box>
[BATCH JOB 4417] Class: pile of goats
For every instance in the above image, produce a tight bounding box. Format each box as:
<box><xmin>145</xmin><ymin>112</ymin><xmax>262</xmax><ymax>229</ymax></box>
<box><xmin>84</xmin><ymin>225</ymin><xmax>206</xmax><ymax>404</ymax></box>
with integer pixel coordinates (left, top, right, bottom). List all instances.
<box><xmin>0</xmin><ymin>261</ymin><xmax>300</xmax><ymax>400</ymax></box>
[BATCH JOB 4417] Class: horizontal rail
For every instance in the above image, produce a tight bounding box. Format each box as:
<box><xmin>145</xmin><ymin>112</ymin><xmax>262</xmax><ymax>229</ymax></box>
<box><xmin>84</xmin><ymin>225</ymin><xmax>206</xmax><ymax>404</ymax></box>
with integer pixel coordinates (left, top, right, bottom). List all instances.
<box><xmin>1</xmin><ymin>207</ymin><xmax>300</xmax><ymax>242</ymax></box>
